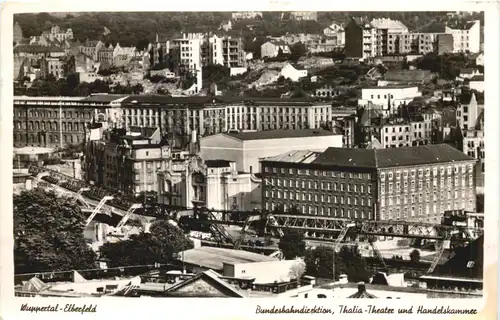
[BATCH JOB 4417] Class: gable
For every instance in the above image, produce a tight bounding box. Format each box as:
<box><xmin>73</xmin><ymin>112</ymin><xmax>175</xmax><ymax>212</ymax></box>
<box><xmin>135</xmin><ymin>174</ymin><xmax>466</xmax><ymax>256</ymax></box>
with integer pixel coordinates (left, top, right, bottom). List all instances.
<box><xmin>167</xmin><ymin>276</ymin><xmax>244</xmax><ymax>297</ymax></box>
<box><xmin>174</xmin><ymin>278</ymin><xmax>228</xmax><ymax>297</ymax></box>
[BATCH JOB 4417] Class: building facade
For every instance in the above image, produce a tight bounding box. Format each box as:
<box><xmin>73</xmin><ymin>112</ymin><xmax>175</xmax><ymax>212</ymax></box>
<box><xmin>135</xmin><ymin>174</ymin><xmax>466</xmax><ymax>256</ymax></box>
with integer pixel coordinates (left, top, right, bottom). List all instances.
<box><xmin>445</xmin><ymin>20</ymin><xmax>481</xmax><ymax>53</ymax></box>
<box><xmin>358</xmin><ymin>86</ymin><xmax>422</xmax><ymax>116</ymax></box>
<box><xmin>200</xmin><ymin>129</ymin><xmax>343</xmax><ymax>173</ymax></box>
<box><xmin>261</xmin><ymin>144</ymin><xmax>476</xmax><ymax>223</ymax></box>
<box><xmin>261</xmin><ymin>41</ymin><xmax>291</xmax><ymax>58</ymax></box>
<box><xmin>13</xmin><ymin>96</ymin><xmax>100</xmax><ymax>148</ymax></box>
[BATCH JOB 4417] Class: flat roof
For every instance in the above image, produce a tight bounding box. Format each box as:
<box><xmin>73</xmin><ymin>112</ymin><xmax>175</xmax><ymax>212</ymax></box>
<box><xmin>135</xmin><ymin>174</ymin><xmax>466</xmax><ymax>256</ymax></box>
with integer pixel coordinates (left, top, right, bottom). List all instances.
<box><xmin>225</xmin><ymin>129</ymin><xmax>337</xmax><ymax>141</ymax></box>
<box><xmin>178</xmin><ymin>247</ymin><xmax>277</xmax><ymax>270</ymax></box>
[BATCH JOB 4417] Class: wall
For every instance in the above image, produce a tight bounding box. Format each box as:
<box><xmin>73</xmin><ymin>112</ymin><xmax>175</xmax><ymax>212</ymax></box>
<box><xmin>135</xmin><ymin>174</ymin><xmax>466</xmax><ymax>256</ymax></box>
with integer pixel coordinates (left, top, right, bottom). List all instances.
<box><xmin>200</xmin><ymin>134</ymin><xmax>244</xmax><ymax>170</ymax></box>
<box><xmin>242</xmin><ymin>136</ymin><xmax>342</xmax><ymax>173</ymax></box>
<box><xmin>230</xmin><ymin>67</ymin><xmax>247</xmax><ymax>76</ymax></box>
<box><xmin>223</xmin><ymin>259</ymin><xmax>303</xmax><ymax>284</ymax></box>
<box><xmin>344</xmin><ymin>20</ymin><xmax>363</xmax><ymax>58</ymax></box>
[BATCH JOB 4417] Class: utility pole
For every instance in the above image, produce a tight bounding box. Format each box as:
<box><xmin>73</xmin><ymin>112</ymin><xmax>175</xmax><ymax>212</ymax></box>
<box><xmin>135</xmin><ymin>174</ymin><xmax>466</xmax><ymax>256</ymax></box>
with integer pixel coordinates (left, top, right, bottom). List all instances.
<box><xmin>59</xmin><ymin>97</ymin><xmax>63</xmax><ymax>149</ymax></box>
<box><xmin>332</xmin><ymin>247</ymin><xmax>336</xmax><ymax>283</ymax></box>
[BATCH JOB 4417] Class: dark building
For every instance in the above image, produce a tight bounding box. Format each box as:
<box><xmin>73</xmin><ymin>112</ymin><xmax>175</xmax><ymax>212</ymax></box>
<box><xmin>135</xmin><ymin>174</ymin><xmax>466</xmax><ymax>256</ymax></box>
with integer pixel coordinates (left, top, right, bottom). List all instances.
<box><xmin>261</xmin><ymin>144</ymin><xmax>477</xmax><ymax>223</ymax></box>
<box><xmin>437</xmin><ymin>34</ymin><xmax>454</xmax><ymax>55</ymax></box>
<box><xmin>13</xmin><ymin>95</ymin><xmax>120</xmax><ymax>148</ymax></box>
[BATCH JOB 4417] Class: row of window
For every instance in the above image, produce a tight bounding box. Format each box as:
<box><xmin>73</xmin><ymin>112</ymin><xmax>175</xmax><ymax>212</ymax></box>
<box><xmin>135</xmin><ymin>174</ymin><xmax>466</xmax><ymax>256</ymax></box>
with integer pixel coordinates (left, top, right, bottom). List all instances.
<box><xmin>380</xmin><ymin>165</ymin><xmax>473</xmax><ymax>181</ymax></box>
<box><xmin>14</xmin><ymin>121</ymin><xmax>86</xmax><ymax>131</ymax></box>
<box><xmin>265</xmin><ymin>168</ymin><xmax>373</xmax><ymax>180</ymax></box>
<box><xmin>265</xmin><ymin>178</ymin><xmax>372</xmax><ymax>193</ymax></box>
<box><xmin>380</xmin><ymin>200</ymin><xmax>473</xmax><ymax>220</ymax></box>
<box><xmin>265</xmin><ymin>190</ymin><xmax>373</xmax><ymax>207</ymax></box>
<box><xmin>15</xmin><ymin>109</ymin><xmax>93</xmax><ymax>119</ymax></box>
<box><xmin>265</xmin><ymin>201</ymin><xmax>374</xmax><ymax>219</ymax></box>
<box><xmin>14</xmin><ymin>133</ymin><xmax>82</xmax><ymax>144</ymax></box>
<box><xmin>380</xmin><ymin>176</ymin><xmax>473</xmax><ymax>193</ymax></box>
<box><xmin>380</xmin><ymin>189</ymin><xmax>472</xmax><ymax>207</ymax></box>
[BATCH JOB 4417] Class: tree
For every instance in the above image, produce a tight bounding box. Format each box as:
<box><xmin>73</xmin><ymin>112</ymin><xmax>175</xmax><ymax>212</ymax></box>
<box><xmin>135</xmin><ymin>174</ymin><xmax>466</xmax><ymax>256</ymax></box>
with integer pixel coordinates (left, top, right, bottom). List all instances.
<box><xmin>410</xmin><ymin>249</ymin><xmax>421</xmax><ymax>263</ymax></box>
<box><xmin>290</xmin><ymin>42</ymin><xmax>307</xmax><ymax>62</ymax></box>
<box><xmin>288</xmin><ymin>260</ymin><xmax>306</xmax><ymax>284</ymax></box>
<box><xmin>14</xmin><ymin>189</ymin><xmax>97</xmax><ymax>274</ymax></box>
<box><xmin>304</xmin><ymin>245</ymin><xmax>370</xmax><ymax>282</ymax></box>
<box><xmin>98</xmin><ymin>220</ymin><xmax>194</xmax><ymax>268</ymax></box>
<box><xmin>278</xmin><ymin>229</ymin><xmax>306</xmax><ymax>259</ymax></box>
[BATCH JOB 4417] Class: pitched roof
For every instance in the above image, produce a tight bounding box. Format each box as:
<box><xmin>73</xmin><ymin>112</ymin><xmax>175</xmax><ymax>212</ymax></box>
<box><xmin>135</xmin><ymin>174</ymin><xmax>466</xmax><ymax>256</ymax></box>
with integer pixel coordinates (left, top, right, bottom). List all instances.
<box><xmin>312</xmin><ymin>144</ymin><xmax>475</xmax><ymax>169</ymax></box>
<box><xmin>82</xmin><ymin>94</ymin><xmax>129</xmax><ymax>102</ymax></box>
<box><xmin>225</xmin><ymin>129</ymin><xmax>337</xmax><ymax>141</ymax></box>
<box><xmin>264</xmin><ymin>150</ymin><xmax>322</xmax><ymax>163</ymax></box>
<box><xmin>165</xmin><ymin>270</ymin><xmax>245</xmax><ymax>297</ymax></box>
<box><xmin>447</xmin><ymin>20</ymin><xmax>478</xmax><ymax>30</ymax></box>
<box><xmin>178</xmin><ymin>247</ymin><xmax>277</xmax><ymax>270</ymax></box>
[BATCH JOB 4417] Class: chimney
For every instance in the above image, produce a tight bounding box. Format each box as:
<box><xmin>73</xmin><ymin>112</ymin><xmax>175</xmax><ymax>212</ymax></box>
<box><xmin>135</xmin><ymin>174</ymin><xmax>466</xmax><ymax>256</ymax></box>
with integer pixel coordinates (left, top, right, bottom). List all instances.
<box><xmin>357</xmin><ymin>282</ymin><xmax>366</xmax><ymax>293</ymax></box>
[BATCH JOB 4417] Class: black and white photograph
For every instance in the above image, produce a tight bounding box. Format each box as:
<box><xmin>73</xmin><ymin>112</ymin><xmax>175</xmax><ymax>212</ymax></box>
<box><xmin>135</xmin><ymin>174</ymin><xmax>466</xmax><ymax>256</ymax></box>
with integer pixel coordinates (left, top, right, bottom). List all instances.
<box><xmin>4</xmin><ymin>7</ymin><xmax>493</xmax><ymax>305</ymax></box>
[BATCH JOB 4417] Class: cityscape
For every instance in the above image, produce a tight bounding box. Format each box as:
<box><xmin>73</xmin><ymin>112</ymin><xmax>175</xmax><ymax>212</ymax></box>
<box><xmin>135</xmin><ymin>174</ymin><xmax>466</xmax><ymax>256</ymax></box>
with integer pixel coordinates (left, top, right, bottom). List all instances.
<box><xmin>12</xmin><ymin>11</ymin><xmax>485</xmax><ymax>299</ymax></box>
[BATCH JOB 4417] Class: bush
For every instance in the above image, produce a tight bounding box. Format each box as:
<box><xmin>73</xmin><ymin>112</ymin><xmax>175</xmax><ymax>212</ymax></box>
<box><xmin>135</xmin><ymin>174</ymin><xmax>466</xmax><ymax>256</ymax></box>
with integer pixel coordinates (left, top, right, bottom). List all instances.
<box><xmin>410</xmin><ymin>249</ymin><xmax>421</xmax><ymax>263</ymax></box>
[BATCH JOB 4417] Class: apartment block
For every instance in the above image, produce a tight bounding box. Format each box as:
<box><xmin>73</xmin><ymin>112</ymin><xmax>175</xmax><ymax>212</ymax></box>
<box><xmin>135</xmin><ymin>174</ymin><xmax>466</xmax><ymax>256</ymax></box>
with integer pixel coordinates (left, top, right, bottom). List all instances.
<box><xmin>261</xmin><ymin>144</ymin><xmax>477</xmax><ymax>224</ymax></box>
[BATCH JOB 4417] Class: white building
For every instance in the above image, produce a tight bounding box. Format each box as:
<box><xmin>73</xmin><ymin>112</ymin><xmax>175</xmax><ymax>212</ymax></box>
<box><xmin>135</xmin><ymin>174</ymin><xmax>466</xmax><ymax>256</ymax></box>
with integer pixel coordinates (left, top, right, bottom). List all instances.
<box><xmin>370</xmin><ymin>18</ymin><xmax>409</xmax><ymax>34</ymax></box>
<box><xmin>358</xmin><ymin>86</ymin><xmax>422</xmax><ymax>116</ymax></box>
<box><xmin>456</xmin><ymin>92</ymin><xmax>484</xmax><ymax>131</ymax></box>
<box><xmin>113</xmin><ymin>43</ymin><xmax>137</xmax><ymax>58</ymax></box>
<box><xmin>475</xmin><ymin>53</ymin><xmax>484</xmax><ymax>66</ymax></box>
<box><xmin>168</xmin><ymin>33</ymin><xmax>203</xmax><ymax>93</ymax></box>
<box><xmin>445</xmin><ymin>20</ymin><xmax>481</xmax><ymax>53</ymax></box>
<box><xmin>200</xmin><ymin>129</ymin><xmax>343</xmax><ymax>173</ymax></box>
<box><xmin>231</xmin><ymin>12</ymin><xmax>263</xmax><ymax>20</ymax></box>
<box><xmin>280</xmin><ymin>63</ymin><xmax>308</xmax><ymax>82</ymax></box>
<box><xmin>205</xmin><ymin>160</ymin><xmax>261</xmax><ymax>211</ymax></box>
<box><xmin>260</xmin><ymin>41</ymin><xmax>291</xmax><ymax>58</ymax></box>
<box><xmin>468</xmin><ymin>76</ymin><xmax>484</xmax><ymax>92</ymax></box>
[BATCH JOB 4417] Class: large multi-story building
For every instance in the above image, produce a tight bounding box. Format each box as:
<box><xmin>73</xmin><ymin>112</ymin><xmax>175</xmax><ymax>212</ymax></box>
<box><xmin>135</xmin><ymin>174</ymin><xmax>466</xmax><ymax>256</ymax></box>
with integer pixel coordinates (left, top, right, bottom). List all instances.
<box><xmin>445</xmin><ymin>20</ymin><xmax>481</xmax><ymax>53</ymax></box>
<box><xmin>200</xmin><ymin>129</ymin><xmax>342</xmax><ymax>173</ymax></box>
<box><xmin>13</xmin><ymin>97</ymin><xmax>95</xmax><ymax>148</ymax></box>
<box><xmin>346</xmin><ymin>16</ymin><xmax>474</xmax><ymax>58</ymax></box>
<box><xmin>202</xmin><ymin>35</ymin><xmax>246</xmax><ymax>68</ymax></box>
<box><xmin>84</xmin><ymin>126</ymin><xmax>170</xmax><ymax>195</ymax></box>
<box><xmin>13</xmin><ymin>95</ymin><xmax>127</xmax><ymax>148</ymax></box>
<box><xmin>118</xmin><ymin>95</ymin><xmax>334</xmax><ymax>136</ymax></box>
<box><xmin>49</xmin><ymin>25</ymin><xmax>74</xmax><ymax>42</ymax></box>
<box><xmin>166</xmin><ymin>33</ymin><xmax>203</xmax><ymax>93</ymax></box>
<box><xmin>261</xmin><ymin>144</ymin><xmax>477</xmax><ymax>223</ymax></box>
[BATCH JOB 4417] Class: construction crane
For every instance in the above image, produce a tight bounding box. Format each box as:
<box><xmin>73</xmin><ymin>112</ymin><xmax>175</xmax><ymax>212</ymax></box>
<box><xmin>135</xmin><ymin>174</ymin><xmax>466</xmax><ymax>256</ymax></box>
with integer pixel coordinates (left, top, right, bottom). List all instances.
<box><xmin>85</xmin><ymin>196</ymin><xmax>114</xmax><ymax>226</ymax></box>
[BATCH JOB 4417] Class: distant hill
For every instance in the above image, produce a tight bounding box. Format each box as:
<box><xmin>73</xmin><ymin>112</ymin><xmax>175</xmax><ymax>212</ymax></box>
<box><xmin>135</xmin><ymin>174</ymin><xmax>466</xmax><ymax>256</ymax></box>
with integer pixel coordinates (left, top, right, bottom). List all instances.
<box><xmin>14</xmin><ymin>11</ymin><xmax>484</xmax><ymax>51</ymax></box>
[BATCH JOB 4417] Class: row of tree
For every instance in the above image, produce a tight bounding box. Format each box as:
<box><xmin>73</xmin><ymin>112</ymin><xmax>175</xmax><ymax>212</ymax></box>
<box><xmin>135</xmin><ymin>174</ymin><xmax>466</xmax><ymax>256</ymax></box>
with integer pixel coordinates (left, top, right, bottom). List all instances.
<box><xmin>14</xmin><ymin>189</ymin><xmax>194</xmax><ymax>274</ymax></box>
<box><xmin>277</xmin><ymin>230</ymin><xmax>371</xmax><ymax>282</ymax></box>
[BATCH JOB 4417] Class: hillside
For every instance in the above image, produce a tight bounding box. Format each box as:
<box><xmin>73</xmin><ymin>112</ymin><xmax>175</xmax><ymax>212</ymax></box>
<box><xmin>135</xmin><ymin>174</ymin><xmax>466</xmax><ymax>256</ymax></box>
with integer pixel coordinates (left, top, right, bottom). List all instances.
<box><xmin>15</xmin><ymin>12</ymin><xmax>486</xmax><ymax>50</ymax></box>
